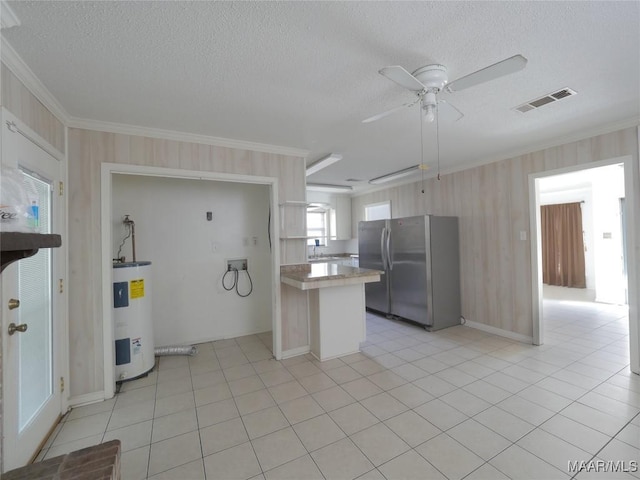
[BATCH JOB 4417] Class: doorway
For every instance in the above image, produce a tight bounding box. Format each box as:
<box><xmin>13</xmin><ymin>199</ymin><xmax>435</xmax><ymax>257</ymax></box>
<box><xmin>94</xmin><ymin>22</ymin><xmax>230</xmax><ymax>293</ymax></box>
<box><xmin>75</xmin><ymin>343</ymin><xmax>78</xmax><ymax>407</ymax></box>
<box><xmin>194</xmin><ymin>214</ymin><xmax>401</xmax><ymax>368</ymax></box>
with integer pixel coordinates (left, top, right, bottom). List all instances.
<box><xmin>1</xmin><ymin>112</ymin><xmax>65</xmax><ymax>471</ymax></box>
<box><xmin>530</xmin><ymin>156</ymin><xmax>639</xmax><ymax>375</ymax></box>
<box><xmin>101</xmin><ymin>163</ymin><xmax>282</xmax><ymax>400</ymax></box>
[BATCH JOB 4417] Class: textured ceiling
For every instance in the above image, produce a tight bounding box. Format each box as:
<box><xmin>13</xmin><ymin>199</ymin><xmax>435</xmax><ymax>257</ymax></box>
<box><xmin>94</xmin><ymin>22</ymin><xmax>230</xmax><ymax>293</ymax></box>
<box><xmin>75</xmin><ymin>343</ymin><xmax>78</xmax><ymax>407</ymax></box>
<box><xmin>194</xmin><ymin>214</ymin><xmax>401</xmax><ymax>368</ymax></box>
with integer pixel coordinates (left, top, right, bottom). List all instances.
<box><xmin>3</xmin><ymin>1</ymin><xmax>639</xmax><ymax>191</ymax></box>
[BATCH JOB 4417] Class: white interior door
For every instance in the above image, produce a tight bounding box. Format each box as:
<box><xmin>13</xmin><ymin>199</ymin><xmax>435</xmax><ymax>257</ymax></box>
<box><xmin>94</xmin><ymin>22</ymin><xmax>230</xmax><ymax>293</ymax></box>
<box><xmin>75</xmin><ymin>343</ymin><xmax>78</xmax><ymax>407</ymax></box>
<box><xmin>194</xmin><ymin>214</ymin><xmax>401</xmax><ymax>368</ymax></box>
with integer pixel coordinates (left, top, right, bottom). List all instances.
<box><xmin>2</xmin><ymin>113</ymin><xmax>63</xmax><ymax>471</ymax></box>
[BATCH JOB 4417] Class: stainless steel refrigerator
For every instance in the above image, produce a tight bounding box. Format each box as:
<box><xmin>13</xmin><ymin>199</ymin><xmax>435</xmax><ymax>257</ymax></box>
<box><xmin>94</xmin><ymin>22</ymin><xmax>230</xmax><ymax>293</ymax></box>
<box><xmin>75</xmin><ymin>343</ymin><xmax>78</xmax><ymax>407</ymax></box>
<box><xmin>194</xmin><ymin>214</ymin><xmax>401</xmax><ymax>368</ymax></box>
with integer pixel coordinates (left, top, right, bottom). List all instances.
<box><xmin>358</xmin><ymin>215</ymin><xmax>461</xmax><ymax>331</ymax></box>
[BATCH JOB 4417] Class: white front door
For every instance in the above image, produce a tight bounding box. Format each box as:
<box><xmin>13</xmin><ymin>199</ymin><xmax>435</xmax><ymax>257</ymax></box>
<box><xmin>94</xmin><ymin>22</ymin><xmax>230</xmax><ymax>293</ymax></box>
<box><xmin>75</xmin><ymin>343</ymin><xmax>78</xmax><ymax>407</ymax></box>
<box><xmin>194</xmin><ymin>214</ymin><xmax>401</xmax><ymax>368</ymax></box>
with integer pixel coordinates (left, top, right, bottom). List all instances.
<box><xmin>2</xmin><ymin>113</ymin><xmax>64</xmax><ymax>471</ymax></box>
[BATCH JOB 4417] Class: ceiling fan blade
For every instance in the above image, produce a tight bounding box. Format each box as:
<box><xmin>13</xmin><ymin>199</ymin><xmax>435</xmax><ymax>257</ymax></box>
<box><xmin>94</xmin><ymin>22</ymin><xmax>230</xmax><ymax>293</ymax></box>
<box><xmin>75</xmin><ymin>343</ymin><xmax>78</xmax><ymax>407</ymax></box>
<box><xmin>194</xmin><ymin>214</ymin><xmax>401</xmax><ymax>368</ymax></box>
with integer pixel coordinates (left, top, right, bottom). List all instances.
<box><xmin>446</xmin><ymin>54</ymin><xmax>527</xmax><ymax>93</ymax></box>
<box><xmin>362</xmin><ymin>104</ymin><xmax>408</xmax><ymax>123</ymax></box>
<box><xmin>379</xmin><ymin>66</ymin><xmax>426</xmax><ymax>92</ymax></box>
<box><xmin>437</xmin><ymin>100</ymin><xmax>464</xmax><ymax>123</ymax></box>
<box><xmin>362</xmin><ymin>98</ymin><xmax>420</xmax><ymax>124</ymax></box>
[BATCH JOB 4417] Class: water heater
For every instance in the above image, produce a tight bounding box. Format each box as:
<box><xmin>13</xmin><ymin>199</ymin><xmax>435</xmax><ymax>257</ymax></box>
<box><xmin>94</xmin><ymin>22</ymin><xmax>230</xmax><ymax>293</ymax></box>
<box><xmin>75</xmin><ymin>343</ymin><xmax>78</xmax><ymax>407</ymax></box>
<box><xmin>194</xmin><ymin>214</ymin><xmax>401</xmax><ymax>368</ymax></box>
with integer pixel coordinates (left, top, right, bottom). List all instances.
<box><xmin>113</xmin><ymin>261</ymin><xmax>155</xmax><ymax>381</ymax></box>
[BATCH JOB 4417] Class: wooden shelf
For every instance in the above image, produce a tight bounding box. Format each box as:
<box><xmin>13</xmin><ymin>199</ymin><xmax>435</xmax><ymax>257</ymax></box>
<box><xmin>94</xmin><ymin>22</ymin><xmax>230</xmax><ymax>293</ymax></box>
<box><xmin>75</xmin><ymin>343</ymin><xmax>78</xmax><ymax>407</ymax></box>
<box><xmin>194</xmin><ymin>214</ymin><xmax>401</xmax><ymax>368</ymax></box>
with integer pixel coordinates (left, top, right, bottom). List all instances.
<box><xmin>1</xmin><ymin>232</ymin><xmax>62</xmax><ymax>272</ymax></box>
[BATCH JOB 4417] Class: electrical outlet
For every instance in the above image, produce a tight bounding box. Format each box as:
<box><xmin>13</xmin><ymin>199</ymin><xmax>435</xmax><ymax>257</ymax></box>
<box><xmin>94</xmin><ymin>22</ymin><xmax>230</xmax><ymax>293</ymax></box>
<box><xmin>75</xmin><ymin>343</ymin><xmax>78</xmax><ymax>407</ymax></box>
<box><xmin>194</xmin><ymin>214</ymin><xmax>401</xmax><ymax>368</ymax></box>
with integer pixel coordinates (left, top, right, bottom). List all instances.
<box><xmin>227</xmin><ymin>259</ymin><xmax>248</xmax><ymax>271</ymax></box>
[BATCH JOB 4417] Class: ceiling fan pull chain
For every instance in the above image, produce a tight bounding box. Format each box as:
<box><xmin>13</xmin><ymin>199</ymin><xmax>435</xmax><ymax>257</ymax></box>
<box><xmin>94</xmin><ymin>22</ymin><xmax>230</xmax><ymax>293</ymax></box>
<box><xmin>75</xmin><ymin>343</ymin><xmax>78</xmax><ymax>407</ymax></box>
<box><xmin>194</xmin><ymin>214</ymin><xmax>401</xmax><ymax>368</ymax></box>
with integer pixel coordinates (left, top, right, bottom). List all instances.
<box><xmin>436</xmin><ymin>104</ymin><xmax>441</xmax><ymax>181</ymax></box>
<box><xmin>420</xmin><ymin>99</ymin><xmax>425</xmax><ymax>194</ymax></box>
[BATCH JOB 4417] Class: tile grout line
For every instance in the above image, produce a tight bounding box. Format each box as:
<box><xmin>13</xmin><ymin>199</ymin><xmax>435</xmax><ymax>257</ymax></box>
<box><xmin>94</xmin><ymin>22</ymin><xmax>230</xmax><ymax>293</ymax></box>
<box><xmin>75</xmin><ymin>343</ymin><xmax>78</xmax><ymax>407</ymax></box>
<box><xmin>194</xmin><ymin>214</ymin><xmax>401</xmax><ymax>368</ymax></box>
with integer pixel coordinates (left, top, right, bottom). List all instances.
<box><xmin>568</xmin><ymin>410</ymin><xmax>640</xmax><ymax>480</ymax></box>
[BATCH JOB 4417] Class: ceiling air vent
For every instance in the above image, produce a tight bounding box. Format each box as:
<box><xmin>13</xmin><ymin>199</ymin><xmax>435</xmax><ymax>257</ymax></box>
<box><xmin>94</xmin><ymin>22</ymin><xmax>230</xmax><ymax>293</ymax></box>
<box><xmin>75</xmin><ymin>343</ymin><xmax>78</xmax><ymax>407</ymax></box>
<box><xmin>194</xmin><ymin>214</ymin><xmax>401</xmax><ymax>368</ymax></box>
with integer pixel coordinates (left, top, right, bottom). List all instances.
<box><xmin>514</xmin><ymin>87</ymin><xmax>577</xmax><ymax>114</ymax></box>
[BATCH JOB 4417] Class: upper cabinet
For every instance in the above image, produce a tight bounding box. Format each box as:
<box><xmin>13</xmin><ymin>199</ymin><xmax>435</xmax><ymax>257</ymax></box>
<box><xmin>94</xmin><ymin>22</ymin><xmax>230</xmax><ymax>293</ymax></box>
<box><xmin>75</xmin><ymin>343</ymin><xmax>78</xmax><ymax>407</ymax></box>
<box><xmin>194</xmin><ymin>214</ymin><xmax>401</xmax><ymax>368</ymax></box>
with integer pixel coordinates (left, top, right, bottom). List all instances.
<box><xmin>332</xmin><ymin>194</ymin><xmax>352</xmax><ymax>240</ymax></box>
<box><xmin>307</xmin><ymin>191</ymin><xmax>352</xmax><ymax>240</ymax></box>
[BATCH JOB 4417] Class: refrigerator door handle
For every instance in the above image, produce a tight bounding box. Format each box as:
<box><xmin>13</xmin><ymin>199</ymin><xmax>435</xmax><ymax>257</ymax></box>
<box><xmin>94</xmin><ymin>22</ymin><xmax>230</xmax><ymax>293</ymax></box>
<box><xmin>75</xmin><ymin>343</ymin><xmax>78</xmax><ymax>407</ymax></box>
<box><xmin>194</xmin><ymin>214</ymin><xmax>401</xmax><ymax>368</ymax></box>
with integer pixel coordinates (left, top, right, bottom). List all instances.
<box><xmin>380</xmin><ymin>227</ymin><xmax>387</xmax><ymax>270</ymax></box>
<box><xmin>386</xmin><ymin>228</ymin><xmax>393</xmax><ymax>270</ymax></box>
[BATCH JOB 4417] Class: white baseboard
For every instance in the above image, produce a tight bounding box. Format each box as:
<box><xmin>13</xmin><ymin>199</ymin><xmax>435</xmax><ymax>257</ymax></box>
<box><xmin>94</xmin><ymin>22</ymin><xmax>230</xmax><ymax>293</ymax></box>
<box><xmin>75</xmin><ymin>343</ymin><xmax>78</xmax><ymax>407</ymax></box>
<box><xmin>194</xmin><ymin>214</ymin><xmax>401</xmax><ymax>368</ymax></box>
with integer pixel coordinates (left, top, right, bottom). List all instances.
<box><xmin>280</xmin><ymin>345</ymin><xmax>310</xmax><ymax>359</ymax></box>
<box><xmin>464</xmin><ymin>319</ymin><xmax>533</xmax><ymax>344</ymax></box>
<box><xmin>68</xmin><ymin>391</ymin><xmax>106</xmax><ymax>408</ymax></box>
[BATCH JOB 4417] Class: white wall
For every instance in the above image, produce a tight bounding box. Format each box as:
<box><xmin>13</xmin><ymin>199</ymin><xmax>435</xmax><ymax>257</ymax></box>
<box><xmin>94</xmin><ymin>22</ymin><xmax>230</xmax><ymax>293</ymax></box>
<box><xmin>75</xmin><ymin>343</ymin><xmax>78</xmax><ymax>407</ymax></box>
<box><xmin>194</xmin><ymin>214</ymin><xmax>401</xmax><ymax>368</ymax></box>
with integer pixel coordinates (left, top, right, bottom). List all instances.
<box><xmin>112</xmin><ymin>174</ymin><xmax>272</xmax><ymax>346</ymax></box>
<box><xmin>592</xmin><ymin>166</ymin><xmax>626</xmax><ymax>304</ymax></box>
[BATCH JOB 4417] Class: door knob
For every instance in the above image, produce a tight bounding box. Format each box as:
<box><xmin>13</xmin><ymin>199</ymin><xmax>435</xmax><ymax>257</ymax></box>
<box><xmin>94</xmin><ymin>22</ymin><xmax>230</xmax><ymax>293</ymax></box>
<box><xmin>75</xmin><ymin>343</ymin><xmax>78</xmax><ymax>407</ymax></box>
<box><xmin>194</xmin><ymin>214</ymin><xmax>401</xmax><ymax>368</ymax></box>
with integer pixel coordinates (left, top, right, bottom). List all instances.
<box><xmin>8</xmin><ymin>323</ymin><xmax>28</xmax><ymax>335</ymax></box>
<box><xmin>8</xmin><ymin>298</ymin><xmax>20</xmax><ymax>310</ymax></box>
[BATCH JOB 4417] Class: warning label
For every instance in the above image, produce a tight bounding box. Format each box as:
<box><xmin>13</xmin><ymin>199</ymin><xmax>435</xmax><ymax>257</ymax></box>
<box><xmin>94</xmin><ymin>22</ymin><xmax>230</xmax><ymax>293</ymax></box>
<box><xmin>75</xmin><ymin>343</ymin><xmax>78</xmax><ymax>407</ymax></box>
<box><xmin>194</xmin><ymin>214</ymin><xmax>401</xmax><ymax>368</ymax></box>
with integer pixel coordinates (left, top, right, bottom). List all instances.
<box><xmin>132</xmin><ymin>337</ymin><xmax>142</xmax><ymax>355</ymax></box>
<box><xmin>130</xmin><ymin>279</ymin><xmax>145</xmax><ymax>299</ymax></box>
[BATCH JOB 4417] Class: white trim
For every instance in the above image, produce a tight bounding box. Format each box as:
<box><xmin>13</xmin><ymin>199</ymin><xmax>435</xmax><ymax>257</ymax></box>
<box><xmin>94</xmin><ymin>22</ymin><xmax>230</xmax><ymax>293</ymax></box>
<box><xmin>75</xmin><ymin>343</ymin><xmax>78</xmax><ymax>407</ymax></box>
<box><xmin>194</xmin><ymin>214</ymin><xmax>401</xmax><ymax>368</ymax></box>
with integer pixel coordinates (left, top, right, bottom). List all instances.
<box><xmin>68</xmin><ymin>391</ymin><xmax>106</xmax><ymax>408</ymax></box>
<box><xmin>0</xmin><ymin>38</ymin><xmax>70</xmax><ymax>124</ymax></box>
<box><xmin>101</xmin><ymin>163</ymin><xmax>283</xmax><ymax>397</ymax></box>
<box><xmin>529</xmin><ymin>154</ymin><xmax>639</xmax><ymax>374</ymax></box>
<box><xmin>632</xmin><ymin>127</ymin><xmax>640</xmax><ymax>374</ymax></box>
<box><xmin>61</xmin><ymin>121</ymin><xmax>70</xmax><ymax>413</ymax></box>
<box><xmin>69</xmin><ymin>117</ymin><xmax>309</xmax><ymax>158</ymax></box>
<box><xmin>529</xmin><ymin>174</ymin><xmax>543</xmax><ymax>346</ymax></box>
<box><xmin>1</xmin><ymin>1</ymin><xmax>21</xmax><ymax>29</ymax></box>
<box><xmin>280</xmin><ymin>345</ymin><xmax>311</xmax><ymax>359</ymax></box>
<box><xmin>464</xmin><ymin>319</ymin><xmax>533</xmax><ymax>344</ymax></box>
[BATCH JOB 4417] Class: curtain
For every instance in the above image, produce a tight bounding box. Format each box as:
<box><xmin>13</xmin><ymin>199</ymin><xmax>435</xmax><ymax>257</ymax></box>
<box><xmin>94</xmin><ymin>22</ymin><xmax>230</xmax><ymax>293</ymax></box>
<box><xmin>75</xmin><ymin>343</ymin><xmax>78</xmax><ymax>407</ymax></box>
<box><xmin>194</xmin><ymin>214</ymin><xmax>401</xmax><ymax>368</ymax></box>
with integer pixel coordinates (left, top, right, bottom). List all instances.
<box><xmin>541</xmin><ymin>202</ymin><xmax>586</xmax><ymax>288</ymax></box>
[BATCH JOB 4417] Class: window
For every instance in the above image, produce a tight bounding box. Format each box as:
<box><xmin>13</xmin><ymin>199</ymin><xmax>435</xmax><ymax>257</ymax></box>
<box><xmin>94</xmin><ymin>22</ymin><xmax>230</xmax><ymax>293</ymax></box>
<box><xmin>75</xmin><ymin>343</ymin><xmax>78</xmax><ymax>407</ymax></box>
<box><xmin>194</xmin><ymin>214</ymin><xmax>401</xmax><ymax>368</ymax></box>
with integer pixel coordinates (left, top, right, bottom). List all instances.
<box><xmin>364</xmin><ymin>201</ymin><xmax>391</xmax><ymax>221</ymax></box>
<box><xmin>307</xmin><ymin>205</ymin><xmax>329</xmax><ymax>245</ymax></box>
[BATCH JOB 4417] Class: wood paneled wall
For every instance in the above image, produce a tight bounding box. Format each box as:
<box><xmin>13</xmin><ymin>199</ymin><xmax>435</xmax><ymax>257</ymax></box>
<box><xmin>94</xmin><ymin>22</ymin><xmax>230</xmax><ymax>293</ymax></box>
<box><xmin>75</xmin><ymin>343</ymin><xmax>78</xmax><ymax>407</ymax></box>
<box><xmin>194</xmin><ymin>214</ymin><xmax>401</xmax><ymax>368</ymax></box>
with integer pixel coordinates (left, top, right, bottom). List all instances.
<box><xmin>352</xmin><ymin>127</ymin><xmax>639</xmax><ymax>338</ymax></box>
<box><xmin>1</xmin><ymin>63</ymin><xmax>65</xmax><ymax>154</ymax></box>
<box><xmin>67</xmin><ymin>128</ymin><xmax>308</xmax><ymax>397</ymax></box>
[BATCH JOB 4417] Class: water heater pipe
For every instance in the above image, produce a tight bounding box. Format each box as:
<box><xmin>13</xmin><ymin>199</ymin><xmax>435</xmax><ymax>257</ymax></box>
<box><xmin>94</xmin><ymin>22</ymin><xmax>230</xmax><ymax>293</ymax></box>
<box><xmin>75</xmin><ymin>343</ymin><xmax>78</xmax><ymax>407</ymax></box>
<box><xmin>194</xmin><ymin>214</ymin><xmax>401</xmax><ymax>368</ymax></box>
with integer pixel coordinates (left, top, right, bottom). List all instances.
<box><xmin>123</xmin><ymin>215</ymin><xmax>136</xmax><ymax>262</ymax></box>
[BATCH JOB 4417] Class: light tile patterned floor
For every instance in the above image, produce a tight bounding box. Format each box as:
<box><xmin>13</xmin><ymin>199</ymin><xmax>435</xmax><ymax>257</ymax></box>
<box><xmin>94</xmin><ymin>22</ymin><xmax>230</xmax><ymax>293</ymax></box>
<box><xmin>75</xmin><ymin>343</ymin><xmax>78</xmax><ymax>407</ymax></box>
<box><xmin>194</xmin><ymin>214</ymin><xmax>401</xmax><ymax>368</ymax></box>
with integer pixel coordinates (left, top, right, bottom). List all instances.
<box><xmin>39</xmin><ymin>297</ymin><xmax>640</xmax><ymax>479</ymax></box>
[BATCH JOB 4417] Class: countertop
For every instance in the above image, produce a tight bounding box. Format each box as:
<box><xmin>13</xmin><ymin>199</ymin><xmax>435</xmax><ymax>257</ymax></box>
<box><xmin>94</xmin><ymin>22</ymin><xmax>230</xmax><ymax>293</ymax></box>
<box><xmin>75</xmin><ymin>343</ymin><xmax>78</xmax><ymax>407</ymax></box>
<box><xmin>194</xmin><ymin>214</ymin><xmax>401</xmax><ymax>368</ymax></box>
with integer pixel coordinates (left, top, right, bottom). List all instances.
<box><xmin>308</xmin><ymin>253</ymin><xmax>356</xmax><ymax>263</ymax></box>
<box><xmin>281</xmin><ymin>263</ymin><xmax>382</xmax><ymax>291</ymax></box>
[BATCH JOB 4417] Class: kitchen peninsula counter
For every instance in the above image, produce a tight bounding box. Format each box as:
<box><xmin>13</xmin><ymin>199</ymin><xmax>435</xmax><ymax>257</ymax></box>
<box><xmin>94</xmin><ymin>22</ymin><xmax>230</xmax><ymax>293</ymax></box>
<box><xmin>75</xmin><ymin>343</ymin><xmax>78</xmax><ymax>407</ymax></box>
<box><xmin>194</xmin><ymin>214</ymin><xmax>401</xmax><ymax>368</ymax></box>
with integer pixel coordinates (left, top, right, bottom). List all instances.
<box><xmin>281</xmin><ymin>263</ymin><xmax>382</xmax><ymax>361</ymax></box>
<box><xmin>280</xmin><ymin>263</ymin><xmax>381</xmax><ymax>290</ymax></box>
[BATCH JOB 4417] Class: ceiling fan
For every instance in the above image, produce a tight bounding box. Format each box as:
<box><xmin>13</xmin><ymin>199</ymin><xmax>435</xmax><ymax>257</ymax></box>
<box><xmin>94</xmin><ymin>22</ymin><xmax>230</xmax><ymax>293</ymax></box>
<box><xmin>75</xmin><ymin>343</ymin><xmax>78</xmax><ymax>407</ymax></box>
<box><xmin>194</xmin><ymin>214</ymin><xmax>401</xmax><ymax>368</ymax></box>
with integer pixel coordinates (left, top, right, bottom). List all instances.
<box><xmin>363</xmin><ymin>54</ymin><xmax>528</xmax><ymax>124</ymax></box>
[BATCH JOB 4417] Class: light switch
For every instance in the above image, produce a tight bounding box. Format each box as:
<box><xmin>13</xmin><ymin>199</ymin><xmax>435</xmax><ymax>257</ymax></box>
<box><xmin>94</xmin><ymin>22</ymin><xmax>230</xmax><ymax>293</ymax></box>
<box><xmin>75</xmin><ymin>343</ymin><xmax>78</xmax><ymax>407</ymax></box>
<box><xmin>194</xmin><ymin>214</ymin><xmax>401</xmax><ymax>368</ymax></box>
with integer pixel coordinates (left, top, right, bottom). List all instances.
<box><xmin>519</xmin><ymin>230</ymin><xmax>527</xmax><ymax>241</ymax></box>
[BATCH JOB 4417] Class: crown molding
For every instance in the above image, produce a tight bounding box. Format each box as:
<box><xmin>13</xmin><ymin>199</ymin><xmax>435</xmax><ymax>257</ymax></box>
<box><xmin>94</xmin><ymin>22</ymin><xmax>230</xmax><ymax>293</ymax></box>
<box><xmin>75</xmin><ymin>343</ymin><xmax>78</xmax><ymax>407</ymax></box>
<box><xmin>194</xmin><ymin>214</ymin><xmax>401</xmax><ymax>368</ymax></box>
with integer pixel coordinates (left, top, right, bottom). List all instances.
<box><xmin>0</xmin><ymin>36</ymin><xmax>70</xmax><ymax>123</ymax></box>
<box><xmin>1</xmin><ymin>1</ymin><xmax>20</xmax><ymax>30</ymax></box>
<box><xmin>67</xmin><ymin>116</ymin><xmax>310</xmax><ymax>158</ymax></box>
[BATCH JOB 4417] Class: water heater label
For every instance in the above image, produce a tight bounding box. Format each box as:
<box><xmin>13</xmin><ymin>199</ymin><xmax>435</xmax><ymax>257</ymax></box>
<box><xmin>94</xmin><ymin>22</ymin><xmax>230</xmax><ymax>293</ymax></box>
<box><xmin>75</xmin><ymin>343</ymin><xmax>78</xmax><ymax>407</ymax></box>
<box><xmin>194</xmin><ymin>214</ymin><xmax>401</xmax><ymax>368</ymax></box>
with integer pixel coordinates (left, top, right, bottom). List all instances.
<box><xmin>130</xmin><ymin>279</ymin><xmax>145</xmax><ymax>299</ymax></box>
<box><xmin>132</xmin><ymin>337</ymin><xmax>142</xmax><ymax>355</ymax></box>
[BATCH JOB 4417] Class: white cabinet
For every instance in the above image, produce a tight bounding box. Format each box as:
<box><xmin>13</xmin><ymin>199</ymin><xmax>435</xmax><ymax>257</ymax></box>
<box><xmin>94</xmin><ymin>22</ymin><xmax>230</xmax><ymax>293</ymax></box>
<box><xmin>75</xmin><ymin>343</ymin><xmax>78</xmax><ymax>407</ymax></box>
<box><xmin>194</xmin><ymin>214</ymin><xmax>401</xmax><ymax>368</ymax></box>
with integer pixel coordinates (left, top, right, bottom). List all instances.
<box><xmin>279</xmin><ymin>201</ymin><xmax>307</xmax><ymax>239</ymax></box>
<box><xmin>307</xmin><ymin>191</ymin><xmax>352</xmax><ymax>240</ymax></box>
<box><xmin>333</xmin><ymin>194</ymin><xmax>352</xmax><ymax>240</ymax></box>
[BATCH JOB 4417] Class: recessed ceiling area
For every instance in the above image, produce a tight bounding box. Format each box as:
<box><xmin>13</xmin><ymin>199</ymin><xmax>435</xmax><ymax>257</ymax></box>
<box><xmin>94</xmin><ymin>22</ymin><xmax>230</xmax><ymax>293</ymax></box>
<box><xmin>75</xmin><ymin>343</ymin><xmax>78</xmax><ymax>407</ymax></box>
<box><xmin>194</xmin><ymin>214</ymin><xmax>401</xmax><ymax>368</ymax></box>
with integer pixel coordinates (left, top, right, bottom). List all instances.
<box><xmin>2</xmin><ymin>1</ymin><xmax>639</xmax><ymax>191</ymax></box>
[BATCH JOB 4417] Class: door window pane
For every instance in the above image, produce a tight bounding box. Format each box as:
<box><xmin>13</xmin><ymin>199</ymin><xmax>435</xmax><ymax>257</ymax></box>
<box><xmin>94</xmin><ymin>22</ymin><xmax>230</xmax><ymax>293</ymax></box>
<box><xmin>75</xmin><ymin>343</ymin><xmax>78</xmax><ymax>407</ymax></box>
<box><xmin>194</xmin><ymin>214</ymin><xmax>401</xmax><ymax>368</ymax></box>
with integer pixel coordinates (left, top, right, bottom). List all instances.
<box><xmin>18</xmin><ymin>170</ymin><xmax>53</xmax><ymax>431</ymax></box>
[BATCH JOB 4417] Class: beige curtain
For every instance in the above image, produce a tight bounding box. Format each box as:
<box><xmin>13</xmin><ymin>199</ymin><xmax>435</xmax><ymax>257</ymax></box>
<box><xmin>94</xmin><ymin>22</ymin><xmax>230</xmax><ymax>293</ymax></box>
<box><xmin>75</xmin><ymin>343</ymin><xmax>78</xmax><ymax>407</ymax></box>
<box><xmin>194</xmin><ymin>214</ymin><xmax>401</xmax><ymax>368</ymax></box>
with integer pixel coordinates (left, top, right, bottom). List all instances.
<box><xmin>541</xmin><ymin>202</ymin><xmax>586</xmax><ymax>288</ymax></box>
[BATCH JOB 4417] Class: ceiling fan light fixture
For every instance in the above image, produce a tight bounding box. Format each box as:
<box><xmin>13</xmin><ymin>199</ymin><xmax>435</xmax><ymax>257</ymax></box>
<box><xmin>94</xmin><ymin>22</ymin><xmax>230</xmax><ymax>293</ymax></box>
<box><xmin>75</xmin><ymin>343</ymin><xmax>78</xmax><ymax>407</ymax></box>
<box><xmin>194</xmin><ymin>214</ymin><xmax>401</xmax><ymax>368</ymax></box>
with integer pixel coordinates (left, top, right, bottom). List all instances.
<box><xmin>306</xmin><ymin>153</ymin><xmax>343</xmax><ymax>176</ymax></box>
<box><xmin>423</xmin><ymin>104</ymin><xmax>436</xmax><ymax>123</ymax></box>
<box><xmin>369</xmin><ymin>165</ymin><xmax>422</xmax><ymax>185</ymax></box>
